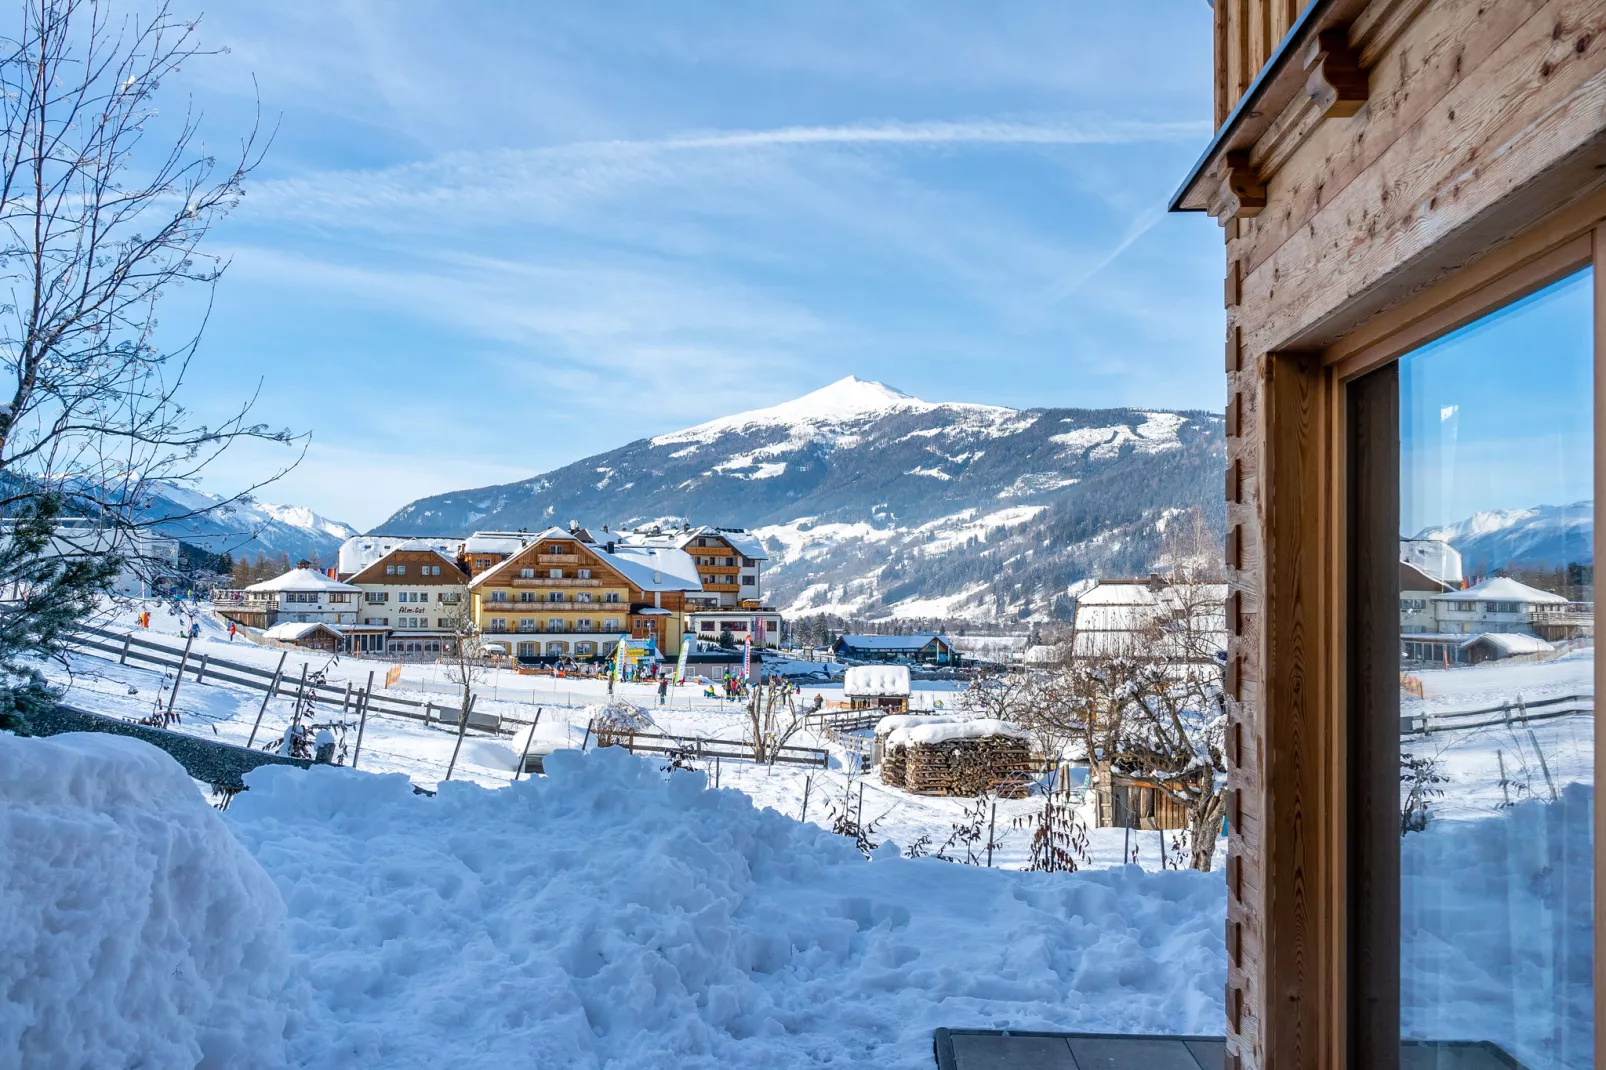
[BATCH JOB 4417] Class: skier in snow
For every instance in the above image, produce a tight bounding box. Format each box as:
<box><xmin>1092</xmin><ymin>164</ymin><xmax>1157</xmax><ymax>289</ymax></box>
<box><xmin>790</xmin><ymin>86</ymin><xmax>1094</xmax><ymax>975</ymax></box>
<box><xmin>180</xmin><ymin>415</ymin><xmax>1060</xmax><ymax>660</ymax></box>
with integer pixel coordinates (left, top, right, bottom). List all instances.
<box><xmin>227</xmin><ymin>622</ymin><xmax>236</xmax><ymax>642</ymax></box>
<box><xmin>657</xmin><ymin>677</ymin><xmax>668</xmax><ymax>705</ymax></box>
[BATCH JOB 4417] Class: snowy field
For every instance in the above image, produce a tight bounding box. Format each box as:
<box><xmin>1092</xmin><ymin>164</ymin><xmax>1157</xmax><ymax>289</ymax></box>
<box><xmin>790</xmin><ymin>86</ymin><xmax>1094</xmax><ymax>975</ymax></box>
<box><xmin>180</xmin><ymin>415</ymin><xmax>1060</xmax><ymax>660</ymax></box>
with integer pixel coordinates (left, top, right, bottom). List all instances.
<box><xmin>45</xmin><ymin>598</ymin><xmax>1212</xmax><ymax>872</ymax></box>
<box><xmin>1</xmin><ymin>731</ymin><xmax>1227</xmax><ymax>1069</ymax></box>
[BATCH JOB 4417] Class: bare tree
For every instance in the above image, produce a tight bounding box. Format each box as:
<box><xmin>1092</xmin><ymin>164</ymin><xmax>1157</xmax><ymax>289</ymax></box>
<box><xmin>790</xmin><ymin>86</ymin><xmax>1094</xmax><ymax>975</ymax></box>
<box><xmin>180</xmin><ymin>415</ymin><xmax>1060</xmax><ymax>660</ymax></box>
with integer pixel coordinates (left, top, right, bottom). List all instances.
<box><xmin>1011</xmin><ymin>567</ymin><xmax>1229</xmax><ymax>870</ymax></box>
<box><xmin>435</xmin><ymin>579</ymin><xmax>482</xmax><ymax>729</ymax></box>
<box><xmin>0</xmin><ymin>0</ymin><xmax>297</xmax><ymax>722</ymax></box>
<box><xmin>746</xmin><ymin>676</ymin><xmax>801</xmax><ymax>764</ymax></box>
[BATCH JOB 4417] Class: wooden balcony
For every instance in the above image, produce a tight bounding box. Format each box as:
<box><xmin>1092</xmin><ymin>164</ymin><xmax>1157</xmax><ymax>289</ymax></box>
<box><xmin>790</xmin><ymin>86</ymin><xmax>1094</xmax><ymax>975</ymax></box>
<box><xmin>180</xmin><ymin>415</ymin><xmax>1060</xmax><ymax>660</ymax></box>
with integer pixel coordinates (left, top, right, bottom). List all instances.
<box><xmin>536</xmin><ymin>554</ymin><xmax>581</xmax><ymax>565</ymax></box>
<box><xmin>508</xmin><ymin>577</ymin><xmax>602</xmax><ymax>588</ymax></box>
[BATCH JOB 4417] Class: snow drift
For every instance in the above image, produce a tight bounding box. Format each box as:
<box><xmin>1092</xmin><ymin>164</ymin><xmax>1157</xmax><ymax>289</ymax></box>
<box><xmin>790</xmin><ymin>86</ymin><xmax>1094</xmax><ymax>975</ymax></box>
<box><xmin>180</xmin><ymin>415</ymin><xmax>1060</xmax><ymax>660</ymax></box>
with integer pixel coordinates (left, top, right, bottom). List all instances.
<box><xmin>0</xmin><ymin>732</ymin><xmax>290</xmax><ymax>1068</ymax></box>
<box><xmin>228</xmin><ymin>746</ymin><xmax>1226</xmax><ymax>1069</ymax></box>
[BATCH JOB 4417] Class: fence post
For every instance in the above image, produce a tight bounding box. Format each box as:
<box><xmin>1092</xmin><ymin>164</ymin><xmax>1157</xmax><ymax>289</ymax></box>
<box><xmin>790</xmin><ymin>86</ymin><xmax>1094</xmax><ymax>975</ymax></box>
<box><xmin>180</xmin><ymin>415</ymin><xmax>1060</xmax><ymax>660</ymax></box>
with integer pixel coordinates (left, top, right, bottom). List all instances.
<box><xmin>195</xmin><ymin>653</ymin><xmax>208</xmax><ymax>684</ymax></box>
<box><xmin>247</xmin><ymin>651</ymin><xmax>289</xmax><ymax>748</ymax></box>
<box><xmin>351</xmin><ymin>670</ymin><xmax>376</xmax><ymax>770</ymax></box>
<box><xmin>288</xmin><ymin>663</ymin><xmax>310</xmax><ymax>734</ymax></box>
<box><xmin>164</xmin><ymin>633</ymin><xmax>195</xmax><ymax>722</ymax></box>
<box><xmin>425</xmin><ymin>701</ymin><xmax>434</xmax><ymax>726</ymax></box>
<box><xmin>342</xmin><ymin>682</ymin><xmax>351</xmax><ymax>713</ymax></box>
<box><xmin>443</xmin><ymin>695</ymin><xmax>478</xmax><ymax>782</ymax></box>
<box><xmin>513</xmin><ymin>707</ymin><xmax>542</xmax><ymax>782</ymax></box>
<box><xmin>119</xmin><ymin>633</ymin><xmax>132</xmax><ymax>665</ymax></box>
<box><xmin>799</xmin><ymin>774</ymin><xmax>810</xmax><ymax>821</ymax></box>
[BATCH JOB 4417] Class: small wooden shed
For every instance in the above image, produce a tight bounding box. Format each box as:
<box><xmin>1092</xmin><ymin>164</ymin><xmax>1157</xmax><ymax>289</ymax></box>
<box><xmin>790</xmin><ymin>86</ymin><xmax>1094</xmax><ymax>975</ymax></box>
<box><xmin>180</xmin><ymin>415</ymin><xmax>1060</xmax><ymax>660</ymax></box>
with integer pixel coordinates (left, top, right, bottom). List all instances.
<box><xmin>262</xmin><ymin>621</ymin><xmax>344</xmax><ymax>653</ymax></box>
<box><xmin>877</xmin><ymin>717</ymin><xmax>1031</xmax><ymax>798</ymax></box>
<box><xmin>1091</xmin><ymin>772</ymin><xmax>1190</xmax><ymax>831</ymax></box>
<box><xmin>843</xmin><ymin>665</ymin><xmax>911</xmax><ymax>714</ymax></box>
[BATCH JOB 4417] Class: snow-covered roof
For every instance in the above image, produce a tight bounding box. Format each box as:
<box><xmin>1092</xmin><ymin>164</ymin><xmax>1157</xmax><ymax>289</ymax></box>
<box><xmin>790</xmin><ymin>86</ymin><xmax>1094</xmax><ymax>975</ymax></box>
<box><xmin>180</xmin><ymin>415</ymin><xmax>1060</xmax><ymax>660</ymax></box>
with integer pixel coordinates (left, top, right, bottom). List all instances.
<box><xmin>245</xmin><ymin>568</ymin><xmax>361</xmax><ymax>594</ymax></box>
<box><xmin>263</xmin><ymin>622</ymin><xmax>344</xmax><ymax>641</ymax></box>
<box><xmin>1399</xmin><ymin>538</ymin><xmax>1463</xmax><ymax>586</ymax></box>
<box><xmin>600</xmin><ymin>544</ymin><xmax>704</xmax><ymax>592</ymax></box>
<box><xmin>835</xmin><ymin>633</ymin><xmax>951</xmax><ymax>651</ymax></box>
<box><xmin>875</xmin><ymin>714</ymin><xmax>959</xmax><ymax>737</ymax></box>
<box><xmin>463</xmin><ymin>531</ymin><xmax>538</xmax><ymax>556</ymax></box>
<box><xmin>338</xmin><ymin>535</ymin><xmax>462</xmax><ymax>577</ymax></box>
<box><xmin>710</xmin><ymin>529</ymin><xmax>767</xmax><ymax>560</ymax></box>
<box><xmin>843</xmin><ymin>665</ymin><xmax>910</xmax><ymax>698</ymax></box>
<box><xmin>1432</xmin><ymin>576</ymin><xmax>1570</xmax><ymax>605</ymax></box>
<box><xmin>883</xmin><ymin>717</ymin><xmax>1029</xmax><ymax>749</ymax></box>
<box><xmin>1459</xmin><ymin>632</ymin><xmax>1555</xmax><ymax>655</ymax></box>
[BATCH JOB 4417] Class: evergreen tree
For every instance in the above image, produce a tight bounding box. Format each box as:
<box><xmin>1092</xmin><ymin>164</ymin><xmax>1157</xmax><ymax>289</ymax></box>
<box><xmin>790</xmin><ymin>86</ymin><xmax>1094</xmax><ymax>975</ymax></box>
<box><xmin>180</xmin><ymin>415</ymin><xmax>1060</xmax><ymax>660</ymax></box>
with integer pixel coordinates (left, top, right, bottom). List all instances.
<box><xmin>0</xmin><ymin>495</ymin><xmax>121</xmax><ymax>734</ymax></box>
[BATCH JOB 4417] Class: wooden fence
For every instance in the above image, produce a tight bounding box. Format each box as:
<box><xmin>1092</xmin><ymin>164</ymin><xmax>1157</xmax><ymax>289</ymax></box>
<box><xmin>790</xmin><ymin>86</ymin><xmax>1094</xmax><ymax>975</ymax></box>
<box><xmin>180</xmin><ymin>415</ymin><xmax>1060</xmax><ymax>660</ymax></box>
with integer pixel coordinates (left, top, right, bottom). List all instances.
<box><xmin>71</xmin><ymin>625</ymin><xmax>510</xmax><ymax>734</ymax></box>
<box><xmin>598</xmin><ymin>728</ymin><xmax>829</xmax><ymax>768</ymax></box>
<box><xmin>1400</xmin><ymin>693</ymin><xmax>1592</xmax><ymax>736</ymax></box>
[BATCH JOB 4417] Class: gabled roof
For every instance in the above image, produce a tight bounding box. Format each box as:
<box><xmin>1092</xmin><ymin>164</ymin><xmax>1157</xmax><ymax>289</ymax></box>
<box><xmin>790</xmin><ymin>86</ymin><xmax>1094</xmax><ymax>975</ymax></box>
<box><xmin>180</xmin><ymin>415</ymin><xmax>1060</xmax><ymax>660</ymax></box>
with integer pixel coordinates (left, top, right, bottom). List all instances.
<box><xmin>264</xmin><ymin>622</ymin><xmax>345</xmax><ymax>641</ymax></box>
<box><xmin>469</xmin><ymin>527</ymin><xmax>579</xmax><ymax>588</ymax></box>
<box><xmin>346</xmin><ymin>545</ymin><xmax>468</xmax><ymax>586</ymax></box>
<box><xmin>1400</xmin><ymin>561</ymin><xmax>1453</xmax><ymax>594</ymax></box>
<box><xmin>245</xmin><ymin>568</ymin><xmax>361</xmax><ymax>594</ymax></box>
<box><xmin>1433</xmin><ymin>576</ymin><xmax>1569</xmax><ymax>605</ymax></box>
<box><xmin>835</xmin><ymin>633</ymin><xmax>953</xmax><ymax>651</ymax></box>
<box><xmin>1459</xmin><ymin>632</ymin><xmax>1555</xmax><ymax>655</ymax></box>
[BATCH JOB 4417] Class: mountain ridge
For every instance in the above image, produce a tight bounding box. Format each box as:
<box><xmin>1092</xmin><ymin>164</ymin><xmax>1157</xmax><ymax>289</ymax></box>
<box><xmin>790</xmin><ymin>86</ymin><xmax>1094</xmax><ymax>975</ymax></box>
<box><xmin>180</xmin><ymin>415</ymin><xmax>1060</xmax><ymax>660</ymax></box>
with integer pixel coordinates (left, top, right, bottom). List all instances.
<box><xmin>378</xmin><ymin>377</ymin><xmax>1228</xmax><ymax>622</ymax></box>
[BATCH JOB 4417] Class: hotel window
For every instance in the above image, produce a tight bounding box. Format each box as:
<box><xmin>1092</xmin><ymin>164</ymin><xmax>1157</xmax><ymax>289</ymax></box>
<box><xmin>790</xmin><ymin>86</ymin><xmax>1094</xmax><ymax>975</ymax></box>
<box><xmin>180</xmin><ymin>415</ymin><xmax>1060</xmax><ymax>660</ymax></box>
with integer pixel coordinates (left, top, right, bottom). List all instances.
<box><xmin>488</xmin><ymin>618</ymin><xmax>506</xmax><ymax>633</ymax></box>
<box><xmin>396</xmin><ymin>565</ymin><xmax>406</xmax><ymax>575</ymax></box>
<box><xmin>577</xmin><ymin>619</ymin><xmax>593</xmax><ymax>631</ymax></box>
<box><xmin>578</xmin><ymin>568</ymin><xmax>591</xmax><ymax>579</ymax></box>
<box><xmin>700</xmin><ymin>621</ymin><xmax>715</xmax><ymax>632</ymax></box>
<box><xmin>385</xmin><ymin>565</ymin><xmax>395</xmax><ymax>575</ymax></box>
<box><xmin>603</xmin><ymin>618</ymin><xmax>619</xmax><ymax>631</ymax></box>
<box><xmin>520</xmin><ymin>568</ymin><xmax>534</xmax><ymax>578</ymax></box>
<box><xmin>547</xmin><ymin>591</ymin><xmax>562</xmax><ymax>603</ymax></box>
<box><xmin>549</xmin><ymin>568</ymin><xmax>563</xmax><ymax>579</ymax></box>
<box><xmin>1347</xmin><ymin>269</ymin><xmax>1593</xmax><ymax>1066</ymax></box>
<box><xmin>490</xmin><ymin>591</ymin><xmax>507</xmax><ymax>603</ymax></box>
<box><xmin>366</xmin><ymin>592</ymin><xmax>387</xmax><ymax>603</ymax></box>
<box><xmin>605</xmin><ymin>593</ymin><xmax>620</xmax><ymax>603</ymax></box>
<box><xmin>548</xmin><ymin>618</ymin><xmax>562</xmax><ymax>631</ymax></box>
<box><xmin>576</xmin><ymin>593</ymin><xmax>592</xmax><ymax>603</ymax></box>
<box><xmin>518</xmin><ymin>619</ymin><xmax>536</xmax><ymax>633</ymax></box>
<box><xmin>328</xmin><ymin>593</ymin><xmax>350</xmax><ymax>603</ymax></box>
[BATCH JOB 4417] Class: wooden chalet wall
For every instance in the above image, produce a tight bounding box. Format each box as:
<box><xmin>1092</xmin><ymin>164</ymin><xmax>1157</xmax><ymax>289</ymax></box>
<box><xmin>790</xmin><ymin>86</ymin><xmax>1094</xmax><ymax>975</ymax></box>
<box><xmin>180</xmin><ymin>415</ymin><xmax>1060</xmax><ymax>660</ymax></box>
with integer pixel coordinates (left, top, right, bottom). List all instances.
<box><xmin>1177</xmin><ymin>1</ymin><xmax>1606</xmax><ymax>1067</ymax></box>
<box><xmin>1216</xmin><ymin>0</ymin><xmax>1306</xmax><ymax>123</ymax></box>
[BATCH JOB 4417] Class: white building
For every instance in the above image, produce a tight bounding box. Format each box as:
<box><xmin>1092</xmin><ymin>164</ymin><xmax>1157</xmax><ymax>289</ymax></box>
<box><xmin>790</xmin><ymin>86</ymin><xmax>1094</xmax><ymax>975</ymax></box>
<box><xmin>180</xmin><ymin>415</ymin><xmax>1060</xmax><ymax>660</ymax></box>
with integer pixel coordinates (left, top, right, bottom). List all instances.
<box><xmin>1069</xmin><ymin>577</ymin><xmax>1228</xmax><ymax>660</ymax></box>
<box><xmin>337</xmin><ymin>534</ymin><xmax>462</xmax><ymax>580</ymax></box>
<box><xmin>214</xmin><ymin>568</ymin><xmax>361</xmax><ymax>630</ymax></box>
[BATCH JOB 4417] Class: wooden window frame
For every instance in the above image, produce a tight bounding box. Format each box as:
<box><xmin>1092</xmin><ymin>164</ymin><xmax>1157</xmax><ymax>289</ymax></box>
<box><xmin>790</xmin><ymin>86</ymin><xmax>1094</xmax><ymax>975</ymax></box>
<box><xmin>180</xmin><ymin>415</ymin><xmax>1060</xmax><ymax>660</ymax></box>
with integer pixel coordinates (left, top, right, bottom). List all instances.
<box><xmin>1257</xmin><ymin>209</ymin><xmax>1606</xmax><ymax>1067</ymax></box>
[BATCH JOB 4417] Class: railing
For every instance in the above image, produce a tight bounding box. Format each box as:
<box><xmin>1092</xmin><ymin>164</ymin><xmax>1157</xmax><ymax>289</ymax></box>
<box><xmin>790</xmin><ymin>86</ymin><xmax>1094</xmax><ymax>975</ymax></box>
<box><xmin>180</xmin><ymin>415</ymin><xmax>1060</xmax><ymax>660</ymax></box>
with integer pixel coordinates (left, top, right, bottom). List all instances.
<box><xmin>596</xmin><ymin>727</ymin><xmax>829</xmax><ymax>768</ymax></box>
<box><xmin>68</xmin><ymin>624</ymin><xmax>518</xmax><ymax>733</ymax></box>
<box><xmin>508</xmin><ymin>577</ymin><xmax>602</xmax><ymax>588</ymax></box>
<box><xmin>1400</xmin><ymin>693</ymin><xmax>1593</xmax><ymax>736</ymax></box>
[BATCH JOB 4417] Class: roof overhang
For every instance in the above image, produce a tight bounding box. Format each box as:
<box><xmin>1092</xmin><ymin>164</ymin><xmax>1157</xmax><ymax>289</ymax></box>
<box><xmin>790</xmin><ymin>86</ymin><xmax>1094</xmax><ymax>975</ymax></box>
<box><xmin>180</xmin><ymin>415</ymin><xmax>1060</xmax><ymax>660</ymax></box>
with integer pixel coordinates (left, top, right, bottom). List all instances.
<box><xmin>1170</xmin><ymin>0</ymin><xmax>1365</xmax><ymax>216</ymax></box>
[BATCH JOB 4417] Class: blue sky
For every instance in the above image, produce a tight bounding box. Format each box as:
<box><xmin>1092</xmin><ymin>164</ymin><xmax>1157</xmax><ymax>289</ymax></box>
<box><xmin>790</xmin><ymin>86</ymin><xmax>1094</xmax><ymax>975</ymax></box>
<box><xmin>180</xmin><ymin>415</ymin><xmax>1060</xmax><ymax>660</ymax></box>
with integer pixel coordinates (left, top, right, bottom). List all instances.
<box><xmin>1400</xmin><ymin>270</ymin><xmax>1595</xmax><ymax>534</ymax></box>
<box><xmin>157</xmin><ymin>1</ymin><xmax>1223</xmax><ymax>529</ymax></box>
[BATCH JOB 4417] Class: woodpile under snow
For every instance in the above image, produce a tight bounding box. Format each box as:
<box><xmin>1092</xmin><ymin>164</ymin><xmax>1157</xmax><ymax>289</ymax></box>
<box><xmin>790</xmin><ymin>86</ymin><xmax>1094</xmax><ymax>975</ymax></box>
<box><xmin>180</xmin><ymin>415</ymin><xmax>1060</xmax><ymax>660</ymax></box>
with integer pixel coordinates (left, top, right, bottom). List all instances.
<box><xmin>875</xmin><ymin>716</ymin><xmax>1032</xmax><ymax>798</ymax></box>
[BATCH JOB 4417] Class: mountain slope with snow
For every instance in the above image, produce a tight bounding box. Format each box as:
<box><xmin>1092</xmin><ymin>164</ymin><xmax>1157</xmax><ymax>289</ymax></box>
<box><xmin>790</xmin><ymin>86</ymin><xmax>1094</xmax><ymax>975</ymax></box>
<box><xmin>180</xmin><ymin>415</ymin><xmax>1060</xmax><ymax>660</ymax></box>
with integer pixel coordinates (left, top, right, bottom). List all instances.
<box><xmin>380</xmin><ymin>377</ymin><xmax>1225</xmax><ymax>622</ymax></box>
<box><xmin>1415</xmin><ymin>501</ymin><xmax>1593</xmax><ymax>572</ymax></box>
<box><xmin>141</xmin><ymin>483</ymin><xmax>359</xmax><ymax>564</ymax></box>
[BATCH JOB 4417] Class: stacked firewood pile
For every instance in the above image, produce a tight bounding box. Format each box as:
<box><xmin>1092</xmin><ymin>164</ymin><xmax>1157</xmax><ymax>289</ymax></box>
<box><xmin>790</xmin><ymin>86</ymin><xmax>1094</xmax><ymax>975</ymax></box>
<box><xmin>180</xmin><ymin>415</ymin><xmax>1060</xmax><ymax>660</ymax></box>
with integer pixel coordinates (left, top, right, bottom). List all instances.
<box><xmin>881</xmin><ymin>733</ymin><xmax>1031</xmax><ymax>798</ymax></box>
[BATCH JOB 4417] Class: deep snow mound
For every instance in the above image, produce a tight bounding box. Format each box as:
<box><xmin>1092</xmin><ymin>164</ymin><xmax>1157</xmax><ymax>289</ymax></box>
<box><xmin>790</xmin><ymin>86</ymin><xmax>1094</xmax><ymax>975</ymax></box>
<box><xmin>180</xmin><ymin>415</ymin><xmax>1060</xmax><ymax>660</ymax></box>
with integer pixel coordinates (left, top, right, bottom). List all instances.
<box><xmin>228</xmin><ymin>747</ymin><xmax>1225</xmax><ymax>1069</ymax></box>
<box><xmin>0</xmin><ymin>732</ymin><xmax>290</xmax><ymax>1068</ymax></box>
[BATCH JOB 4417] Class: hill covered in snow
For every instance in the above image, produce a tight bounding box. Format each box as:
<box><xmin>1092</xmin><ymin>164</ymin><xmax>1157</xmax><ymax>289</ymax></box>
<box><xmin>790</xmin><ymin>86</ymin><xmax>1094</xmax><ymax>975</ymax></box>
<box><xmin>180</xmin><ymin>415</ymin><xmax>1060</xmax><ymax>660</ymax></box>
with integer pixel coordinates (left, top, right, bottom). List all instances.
<box><xmin>141</xmin><ymin>483</ymin><xmax>359</xmax><ymax>565</ymax></box>
<box><xmin>379</xmin><ymin>377</ymin><xmax>1226</xmax><ymax>623</ymax></box>
<box><xmin>1414</xmin><ymin>500</ymin><xmax>1593</xmax><ymax>573</ymax></box>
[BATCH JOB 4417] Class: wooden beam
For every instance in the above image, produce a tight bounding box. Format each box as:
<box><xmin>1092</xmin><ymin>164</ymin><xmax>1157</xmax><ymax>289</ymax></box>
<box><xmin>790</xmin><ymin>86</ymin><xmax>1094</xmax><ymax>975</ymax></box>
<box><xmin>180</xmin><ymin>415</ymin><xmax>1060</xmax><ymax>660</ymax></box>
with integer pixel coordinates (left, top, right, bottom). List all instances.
<box><xmin>1211</xmin><ymin>152</ymin><xmax>1268</xmax><ymax>222</ymax></box>
<box><xmin>1302</xmin><ymin>27</ymin><xmax>1367</xmax><ymax>118</ymax></box>
<box><xmin>1260</xmin><ymin>351</ymin><xmax>1337</xmax><ymax>1070</ymax></box>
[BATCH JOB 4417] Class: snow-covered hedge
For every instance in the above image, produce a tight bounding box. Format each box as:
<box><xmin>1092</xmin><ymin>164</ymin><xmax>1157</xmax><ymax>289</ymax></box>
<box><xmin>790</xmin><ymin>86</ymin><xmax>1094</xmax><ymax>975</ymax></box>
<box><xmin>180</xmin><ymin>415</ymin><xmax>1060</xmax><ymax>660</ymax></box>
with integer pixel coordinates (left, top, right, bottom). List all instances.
<box><xmin>0</xmin><ymin>733</ymin><xmax>290</xmax><ymax>1067</ymax></box>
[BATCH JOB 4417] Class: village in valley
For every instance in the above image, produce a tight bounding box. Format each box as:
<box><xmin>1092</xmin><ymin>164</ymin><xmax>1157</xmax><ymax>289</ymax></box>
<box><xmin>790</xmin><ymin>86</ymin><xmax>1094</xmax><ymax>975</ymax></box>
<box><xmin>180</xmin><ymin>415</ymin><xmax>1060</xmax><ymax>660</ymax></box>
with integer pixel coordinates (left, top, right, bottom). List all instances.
<box><xmin>38</xmin><ymin>504</ymin><xmax>1589</xmax><ymax>879</ymax></box>
<box><xmin>5</xmin><ymin>1</ymin><xmax>1603</xmax><ymax>1066</ymax></box>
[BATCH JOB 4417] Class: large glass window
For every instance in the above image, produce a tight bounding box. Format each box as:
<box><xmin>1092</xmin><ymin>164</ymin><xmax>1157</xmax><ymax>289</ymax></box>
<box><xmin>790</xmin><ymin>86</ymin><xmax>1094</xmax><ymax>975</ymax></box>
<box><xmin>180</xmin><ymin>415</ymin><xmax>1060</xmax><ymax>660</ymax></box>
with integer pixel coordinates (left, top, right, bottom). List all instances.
<box><xmin>1353</xmin><ymin>269</ymin><xmax>1594</xmax><ymax>1068</ymax></box>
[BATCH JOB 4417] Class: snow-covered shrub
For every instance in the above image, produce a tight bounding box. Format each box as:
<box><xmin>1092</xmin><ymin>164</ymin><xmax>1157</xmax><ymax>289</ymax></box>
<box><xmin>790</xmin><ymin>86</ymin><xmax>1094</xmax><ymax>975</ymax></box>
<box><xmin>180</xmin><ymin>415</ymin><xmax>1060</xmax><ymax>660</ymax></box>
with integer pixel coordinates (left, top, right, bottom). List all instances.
<box><xmin>0</xmin><ymin>732</ymin><xmax>290</xmax><ymax>1067</ymax></box>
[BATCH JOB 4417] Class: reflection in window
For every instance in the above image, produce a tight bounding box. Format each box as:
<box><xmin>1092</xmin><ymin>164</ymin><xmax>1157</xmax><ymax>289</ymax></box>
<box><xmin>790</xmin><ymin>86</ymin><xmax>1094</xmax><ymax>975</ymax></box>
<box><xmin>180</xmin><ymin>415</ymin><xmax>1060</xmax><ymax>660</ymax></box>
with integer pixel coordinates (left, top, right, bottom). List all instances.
<box><xmin>1398</xmin><ymin>270</ymin><xmax>1593</xmax><ymax>1066</ymax></box>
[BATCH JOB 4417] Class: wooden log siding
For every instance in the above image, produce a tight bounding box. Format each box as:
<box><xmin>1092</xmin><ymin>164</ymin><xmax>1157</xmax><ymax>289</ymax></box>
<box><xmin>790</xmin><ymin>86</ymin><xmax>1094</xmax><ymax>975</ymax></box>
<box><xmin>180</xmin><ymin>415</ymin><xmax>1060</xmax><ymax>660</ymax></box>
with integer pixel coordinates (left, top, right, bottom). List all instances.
<box><xmin>1183</xmin><ymin>1</ymin><xmax>1606</xmax><ymax>1068</ymax></box>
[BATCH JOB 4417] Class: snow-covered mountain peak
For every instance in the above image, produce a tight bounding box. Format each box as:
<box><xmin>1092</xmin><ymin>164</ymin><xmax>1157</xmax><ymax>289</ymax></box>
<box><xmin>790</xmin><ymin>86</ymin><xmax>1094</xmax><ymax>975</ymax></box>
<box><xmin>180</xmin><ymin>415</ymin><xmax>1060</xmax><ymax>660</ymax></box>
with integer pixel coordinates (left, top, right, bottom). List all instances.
<box><xmin>652</xmin><ymin>376</ymin><xmax>1003</xmax><ymax>447</ymax></box>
